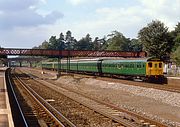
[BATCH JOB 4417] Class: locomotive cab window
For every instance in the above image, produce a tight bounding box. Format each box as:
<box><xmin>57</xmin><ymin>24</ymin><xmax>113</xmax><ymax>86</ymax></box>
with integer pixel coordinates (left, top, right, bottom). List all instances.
<box><xmin>148</xmin><ymin>62</ymin><xmax>152</xmax><ymax>68</ymax></box>
<box><xmin>159</xmin><ymin>63</ymin><xmax>162</xmax><ymax>68</ymax></box>
<box><xmin>155</xmin><ymin>64</ymin><xmax>157</xmax><ymax>68</ymax></box>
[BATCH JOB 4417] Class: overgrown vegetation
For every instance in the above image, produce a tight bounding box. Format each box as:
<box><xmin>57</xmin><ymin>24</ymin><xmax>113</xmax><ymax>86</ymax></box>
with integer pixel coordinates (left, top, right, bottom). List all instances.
<box><xmin>33</xmin><ymin>20</ymin><xmax>180</xmax><ymax>64</ymax></box>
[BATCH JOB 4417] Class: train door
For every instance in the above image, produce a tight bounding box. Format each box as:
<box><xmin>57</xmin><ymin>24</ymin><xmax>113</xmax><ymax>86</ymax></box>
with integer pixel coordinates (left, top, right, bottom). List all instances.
<box><xmin>97</xmin><ymin>60</ymin><xmax>102</xmax><ymax>74</ymax></box>
<box><xmin>153</xmin><ymin>62</ymin><xmax>159</xmax><ymax>75</ymax></box>
<box><xmin>146</xmin><ymin>62</ymin><xmax>153</xmax><ymax>76</ymax></box>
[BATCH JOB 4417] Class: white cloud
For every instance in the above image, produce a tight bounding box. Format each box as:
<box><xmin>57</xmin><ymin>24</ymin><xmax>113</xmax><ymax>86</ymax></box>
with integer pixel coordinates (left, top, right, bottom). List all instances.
<box><xmin>66</xmin><ymin>0</ymin><xmax>86</xmax><ymax>5</ymax></box>
<box><xmin>39</xmin><ymin>0</ymin><xmax>47</xmax><ymax>4</ymax></box>
<box><xmin>1</xmin><ymin>0</ymin><xmax>179</xmax><ymax>48</ymax></box>
<box><xmin>66</xmin><ymin>0</ymin><xmax>107</xmax><ymax>5</ymax></box>
<box><xmin>62</xmin><ymin>7</ymin><xmax>146</xmax><ymax>39</ymax></box>
<box><xmin>63</xmin><ymin>0</ymin><xmax>180</xmax><ymax>39</ymax></box>
<box><xmin>138</xmin><ymin>0</ymin><xmax>180</xmax><ymax>29</ymax></box>
<box><xmin>0</xmin><ymin>0</ymin><xmax>63</xmax><ymax>29</ymax></box>
<box><xmin>0</xmin><ymin>25</ymin><xmax>51</xmax><ymax>48</ymax></box>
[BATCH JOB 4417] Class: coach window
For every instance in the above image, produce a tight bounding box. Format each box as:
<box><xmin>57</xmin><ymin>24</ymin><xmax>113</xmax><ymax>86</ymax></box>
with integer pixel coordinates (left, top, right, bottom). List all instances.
<box><xmin>159</xmin><ymin>63</ymin><xmax>162</xmax><ymax>68</ymax></box>
<box><xmin>117</xmin><ymin>64</ymin><xmax>121</xmax><ymax>69</ymax></box>
<box><xmin>155</xmin><ymin>64</ymin><xmax>157</xmax><ymax>68</ymax></box>
<box><xmin>138</xmin><ymin>64</ymin><xmax>141</xmax><ymax>68</ymax></box>
<box><xmin>130</xmin><ymin>64</ymin><xmax>133</xmax><ymax>68</ymax></box>
<box><xmin>148</xmin><ymin>62</ymin><xmax>152</xmax><ymax>68</ymax></box>
<box><xmin>142</xmin><ymin>64</ymin><xmax>145</xmax><ymax>68</ymax></box>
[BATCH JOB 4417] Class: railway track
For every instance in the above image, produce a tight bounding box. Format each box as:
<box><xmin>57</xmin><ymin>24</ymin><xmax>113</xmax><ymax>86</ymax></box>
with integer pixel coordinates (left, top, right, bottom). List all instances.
<box><xmin>22</xmin><ymin>67</ymin><xmax>180</xmax><ymax>93</ymax></box>
<box><xmin>8</xmin><ymin>68</ymin><xmax>76</xmax><ymax>127</ymax></box>
<box><xmin>14</xmin><ymin>69</ymin><xmax>126</xmax><ymax>127</ymax></box>
<box><xmin>96</xmin><ymin>76</ymin><xmax>180</xmax><ymax>93</ymax></box>
<box><xmin>18</xmin><ymin>68</ymin><xmax>168</xmax><ymax>127</ymax></box>
<box><xmin>71</xmin><ymin>73</ymin><xmax>180</xmax><ymax>93</ymax></box>
<box><xmin>6</xmin><ymin>68</ymin><xmax>29</xmax><ymax>127</ymax></box>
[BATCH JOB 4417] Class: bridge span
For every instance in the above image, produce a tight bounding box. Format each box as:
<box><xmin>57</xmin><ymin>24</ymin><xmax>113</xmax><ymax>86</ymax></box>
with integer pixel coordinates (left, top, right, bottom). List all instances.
<box><xmin>0</xmin><ymin>48</ymin><xmax>147</xmax><ymax>57</ymax></box>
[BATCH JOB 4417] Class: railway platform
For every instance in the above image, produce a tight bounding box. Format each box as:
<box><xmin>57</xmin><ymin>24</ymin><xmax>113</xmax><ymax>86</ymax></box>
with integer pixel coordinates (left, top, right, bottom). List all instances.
<box><xmin>0</xmin><ymin>68</ymin><xmax>14</xmax><ymax>127</ymax></box>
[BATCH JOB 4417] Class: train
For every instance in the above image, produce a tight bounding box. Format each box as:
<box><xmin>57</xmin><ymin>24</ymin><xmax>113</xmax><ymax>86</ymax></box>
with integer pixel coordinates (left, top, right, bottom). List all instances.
<box><xmin>41</xmin><ymin>57</ymin><xmax>166</xmax><ymax>83</ymax></box>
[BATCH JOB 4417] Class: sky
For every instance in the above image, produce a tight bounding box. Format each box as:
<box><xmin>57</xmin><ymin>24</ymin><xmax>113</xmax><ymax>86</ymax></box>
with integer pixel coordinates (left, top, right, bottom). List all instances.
<box><xmin>0</xmin><ymin>0</ymin><xmax>180</xmax><ymax>48</ymax></box>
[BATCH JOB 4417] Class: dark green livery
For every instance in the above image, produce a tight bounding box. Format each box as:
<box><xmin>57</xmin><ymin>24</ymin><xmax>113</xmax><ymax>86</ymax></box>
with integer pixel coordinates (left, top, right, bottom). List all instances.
<box><xmin>102</xmin><ymin>59</ymin><xmax>146</xmax><ymax>76</ymax></box>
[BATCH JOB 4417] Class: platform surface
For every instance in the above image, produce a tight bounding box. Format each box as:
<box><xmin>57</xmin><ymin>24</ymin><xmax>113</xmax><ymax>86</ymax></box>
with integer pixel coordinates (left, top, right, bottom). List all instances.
<box><xmin>0</xmin><ymin>69</ymin><xmax>14</xmax><ymax>127</ymax></box>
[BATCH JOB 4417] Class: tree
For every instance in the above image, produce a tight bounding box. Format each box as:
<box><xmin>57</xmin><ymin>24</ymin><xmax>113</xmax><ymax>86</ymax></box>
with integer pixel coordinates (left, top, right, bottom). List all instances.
<box><xmin>65</xmin><ymin>30</ymin><xmax>72</xmax><ymax>42</ymax></box>
<box><xmin>40</xmin><ymin>40</ymin><xmax>49</xmax><ymax>49</ymax></box>
<box><xmin>74</xmin><ymin>34</ymin><xmax>93</xmax><ymax>50</ymax></box>
<box><xmin>138</xmin><ymin>20</ymin><xmax>174</xmax><ymax>58</ymax></box>
<box><xmin>65</xmin><ymin>30</ymin><xmax>76</xmax><ymax>50</ymax></box>
<box><xmin>92</xmin><ymin>37</ymin><xmax>107</xmax><ymax>50</ymax></box>
<box><xmin>171</xmin><ymin>22</ymin><xmax>180</xmax><ymax>51</ymax></box>
<box><xmin>174</xmin><ymin>22</ymin><xmax>180</xmax><ymax>34</ymax></box>
<box><xmin>57</xmin><ymin>33</ymin><xmax>65</xmax><ymax>50</ymax></box>
<box><xmin>48</xmin><ymin>36</ymin><xmax>64</xmax><ymax>50</ymax></box>
<box><xmin>130</xmin><ymin>39</ymin><xmax>143</xmax><ymax>51</ymax></box>
<box><xmin>92</xmin><ymin>37</ymin><xmax>99</xmax><ymax>50</ymax></box>
<box><xmin>171</xmin><ymin>46</ymin><xmax>180</xmax><ymax>66</ymax></box>
<box><xmin>49</xmin><ymin>36</ymin><xmax>58</xmax><ymax>49</ymax></box>
<box><xmin>59</xmin><ymin>32</ymin><xmax>65</xmax><ymax>40</ymax></box>
<box><xmin>106</xmin><ymin>31</ymin><xmax>132</xmax><ymax>51</ymax></box>
<box><xmin>0</xmin><ymin>46</ymin><xmax>7</xmax><ymax>59</ymax></box>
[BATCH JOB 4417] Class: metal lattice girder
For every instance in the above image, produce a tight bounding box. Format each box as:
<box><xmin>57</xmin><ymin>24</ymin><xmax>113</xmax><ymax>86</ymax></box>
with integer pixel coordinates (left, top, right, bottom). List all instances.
<box><xmin>0</xmin><ymin>48</ymin><xmax>147</xmax><ymax>57</ymax></box>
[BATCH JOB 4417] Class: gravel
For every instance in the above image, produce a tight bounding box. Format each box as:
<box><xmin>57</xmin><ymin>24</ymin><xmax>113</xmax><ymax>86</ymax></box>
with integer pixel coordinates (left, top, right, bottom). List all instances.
<box><xmin>81</xmin><ymin>78</ymin><xmax>180</xmax><ymax>108</ymax></box>
<box><xmin>20</xmin><ymin>68</ymin><xmax>180</xmax><ymax>127</ymax></box>
<box><xmin>56</xmin><ymin>76</ymin><xmax>180</xmax><ymax>127</ymax></box>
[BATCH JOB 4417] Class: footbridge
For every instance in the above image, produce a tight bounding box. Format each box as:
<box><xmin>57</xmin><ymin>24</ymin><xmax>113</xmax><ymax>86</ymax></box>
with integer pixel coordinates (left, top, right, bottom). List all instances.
<box><xmin>0</xmin><ymin>48</ymin><xmax>146</xmax><ymax>57</ymax></box>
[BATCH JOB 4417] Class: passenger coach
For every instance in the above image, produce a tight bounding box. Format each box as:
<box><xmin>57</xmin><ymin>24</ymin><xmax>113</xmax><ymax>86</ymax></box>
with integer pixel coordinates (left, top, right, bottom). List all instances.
<box><xmin>42</xmin><ymin>57</ymin><xmax>166</xmax><ymax>83</ymax></box>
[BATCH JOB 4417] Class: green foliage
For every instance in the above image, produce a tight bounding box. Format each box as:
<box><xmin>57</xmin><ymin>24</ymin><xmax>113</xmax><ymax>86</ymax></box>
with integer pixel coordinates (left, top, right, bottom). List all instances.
<box><xmin>175</xmin><ymin>34</ymin><xmax>180</xmax><ymax>43</ymax></box>
<box><xmin>0</xmin><ymin>55</ymin><xmax>7</xmax><ymax>58</ymax></box>
<box><xmin>48</xmin><ymin>35</ymin><xmax>64</xmax><ymax>50</ymax></box>
<box><xmin>36</xmin><ymin>30</ymin><xmax>144</xmax><ymax>52</ymax></box>
<box><xmin>38</xmin><ymin>40</ymin><xmax>49</xmax><ymax>49</ymax></box>
<box><xmin>171</xmin><ymin>46</ymin><xmax>180</xmax><ymax>66</ymax></box>
<box><xmin>74</xmin><ymin>34</ymin><xmax>93</xmax><ymax>50</ymax></box>
<box><xmin>36</xmin><ymin>30</ymin><xmax>76</xmax><ymax>50</ymax></box>
<box><xmin>92</xmin><ymin>37</ymin><xmax>107</xmax><ymax>50</ymax></box>
<box><xmin>0</xmin><ymin>46</ymin><xmax>8</xmax><ymax>59</ymax></box>
<box><xmin>92</xmin><ymin>37</ymin><xmax>100</xmax><ymax>50</ymax></box>
<box><xmin>106</xmin><ymin>31</ymin><xmax>132</xmax><ymax>51</ymax></box>
<box><xmin>174</xmin><ymin>22</ymin><xmax>180</xmax><ymax>34</ymax></box>
<box><xmin>174</xmin><ymin>34</ymin><xmax>180</xmax><ymax>49</ymax></box>
<box><xmin>171</xmin><ymin>22</ymin><xmax>180</xmax><ymax>65</ymax></box>
<box><xmin>36</xmin><ymin>21</ymin><xmax>180</xmax><ymax>56</ymax></box>
<box><xmin>130</xmin><ymin>39</ymin><xmax>143</xmax><ymax>51</ymax></box>
<box><xmin>138</xmin><ymin>20</ymin><xmax>174</xmax><ymax>58</ymax></box>
<box><xmin>171</xmin><ymin>23</ymin><xmax>180</xmax><ymax>51</ymax></box>
<box><xmin>170</xmin><ymin>23</ymin><xmax>180</xmax><ymax>52</ymax></box>
<box><xmin>65</xmin><ymin>30</ymin><xmax>77</xmax><ymax>50</ymax></box>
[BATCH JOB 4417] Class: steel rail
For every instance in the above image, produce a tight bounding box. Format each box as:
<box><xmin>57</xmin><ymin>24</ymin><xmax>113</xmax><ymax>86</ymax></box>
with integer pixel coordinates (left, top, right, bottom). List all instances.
<box><xmin>18</xmin><ymin>68</ymin><xmax>168</xmax><ymax>127</ymax></box>
<box><xmin>18</xmin><ymin>69</ymin><xmax>137</xmax><ymax>127</ymax></box>
<box><xmin>35</xmin><ymin>77</ymin><xmax>167</xmax><ymax>127</ymax></box>
<box><xmin>33</xmin><ymin>78</ymin><xmax>151</xmax><ymax>127</ymax></box>
<box><xmin>13</xmin><ymin>72</ymin><xmax>76</xmax><ymax>127</ymax></box>
<box><xmin>6</xmin><ymin>68</ymin><xmax>29</xmax><ymax>127</ymax></box>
